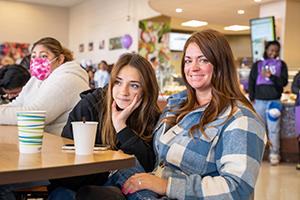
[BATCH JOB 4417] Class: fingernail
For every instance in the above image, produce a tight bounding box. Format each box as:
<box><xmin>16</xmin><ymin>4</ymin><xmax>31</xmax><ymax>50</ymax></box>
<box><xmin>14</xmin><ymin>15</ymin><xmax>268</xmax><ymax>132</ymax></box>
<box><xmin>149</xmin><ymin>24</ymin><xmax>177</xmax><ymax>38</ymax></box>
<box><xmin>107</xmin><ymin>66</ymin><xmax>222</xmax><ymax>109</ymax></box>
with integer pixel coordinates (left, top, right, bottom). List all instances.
<box><xmin>121</xmin><ymin>188</ymin><xmax>127</xmax><ymax>195</ymax></box>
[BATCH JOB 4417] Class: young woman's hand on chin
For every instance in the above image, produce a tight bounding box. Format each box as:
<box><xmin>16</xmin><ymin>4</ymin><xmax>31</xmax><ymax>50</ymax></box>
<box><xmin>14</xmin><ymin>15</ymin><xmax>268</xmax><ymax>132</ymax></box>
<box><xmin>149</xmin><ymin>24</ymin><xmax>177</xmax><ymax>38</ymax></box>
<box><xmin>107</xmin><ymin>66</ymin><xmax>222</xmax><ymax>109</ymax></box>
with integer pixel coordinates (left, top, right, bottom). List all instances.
<box><xmin>111</xmin><ymin>94</ymin><xmax>142</xmax><ymax>132</ymax></box>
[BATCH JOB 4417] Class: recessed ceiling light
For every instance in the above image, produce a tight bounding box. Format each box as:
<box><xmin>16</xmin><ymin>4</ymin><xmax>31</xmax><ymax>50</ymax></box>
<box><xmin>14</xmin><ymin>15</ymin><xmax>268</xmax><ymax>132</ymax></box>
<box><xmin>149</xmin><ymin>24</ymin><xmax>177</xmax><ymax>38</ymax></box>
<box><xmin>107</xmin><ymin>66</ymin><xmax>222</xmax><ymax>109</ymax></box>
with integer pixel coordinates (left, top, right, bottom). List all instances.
<box><xmin>237</xmin><ymin>10</ymin><xmax>245</xmax><ymax>14</ymax></box>
<box><xmin>254</xmin><ymin>0</ymin><xmax>262</xmax><ymax>2</ymax></box>
<box><xmin>181</xmin><ymin>20</ymin><xmax>208</xmax><ymax>27</ymax></box>
<box><xmin>175</xmin><ymin>8</ymin><xmax>183</xmax><ymax>13</ymax></box>
<box><xmin>224</xmin><ymin>25</ymin><xmax>250</xmax><ymax>31</ymax></box>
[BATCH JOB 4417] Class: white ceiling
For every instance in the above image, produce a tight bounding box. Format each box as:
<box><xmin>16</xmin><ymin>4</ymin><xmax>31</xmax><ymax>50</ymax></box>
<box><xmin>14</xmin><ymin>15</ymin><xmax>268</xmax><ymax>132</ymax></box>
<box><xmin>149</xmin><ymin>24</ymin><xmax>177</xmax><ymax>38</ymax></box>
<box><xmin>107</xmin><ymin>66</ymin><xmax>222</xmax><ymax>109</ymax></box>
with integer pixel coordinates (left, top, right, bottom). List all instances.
<box><xmin>148</xmin><ymin>0</ymin><xmax>283</xmax><ymax>34</ymax></box>
<box><xmin>148</xmin><ymin>0</ymin><xmax>279</xmax><ymax>26</ymax></box>
<box><xmin>11</xmin><ymin>0</ymin><xmax>281</xmax><ymax>33</ymax></box>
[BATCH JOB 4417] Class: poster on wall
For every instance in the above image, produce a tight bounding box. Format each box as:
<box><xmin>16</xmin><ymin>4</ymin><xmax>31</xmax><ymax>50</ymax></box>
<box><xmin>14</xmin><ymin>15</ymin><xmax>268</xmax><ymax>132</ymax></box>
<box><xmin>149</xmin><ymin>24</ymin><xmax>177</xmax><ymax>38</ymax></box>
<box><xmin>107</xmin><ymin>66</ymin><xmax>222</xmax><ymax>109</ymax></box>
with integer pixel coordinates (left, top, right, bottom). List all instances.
<box><xmin>138</xmin><ymin>20</ymin><xmax>170</xmax><ymax>65</ymax></box>
<box><xmin>0</xmin><ymin>42</ymin><xmax>30</xmax><ymax>62</ymax></box>
<box><xmin>138</xmin><ymin>20</ymin><xmax>171</xmax><ymax>91</ymax></box>
<box><xmin>109</xmin><ymin>37</ymin><xmax>122</xmax><ymax>50</ymax></box>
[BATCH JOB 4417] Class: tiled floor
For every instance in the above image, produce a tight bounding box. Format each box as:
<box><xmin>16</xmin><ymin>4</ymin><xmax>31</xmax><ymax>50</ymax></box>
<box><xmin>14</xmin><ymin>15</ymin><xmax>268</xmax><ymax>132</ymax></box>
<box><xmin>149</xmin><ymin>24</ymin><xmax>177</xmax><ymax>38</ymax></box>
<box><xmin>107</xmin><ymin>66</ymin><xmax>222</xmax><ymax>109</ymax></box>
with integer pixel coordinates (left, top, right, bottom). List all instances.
<box><xmin>255</xmin><ymin>162</ymin><xmax>300</xmax><ymax>200</ymax></box>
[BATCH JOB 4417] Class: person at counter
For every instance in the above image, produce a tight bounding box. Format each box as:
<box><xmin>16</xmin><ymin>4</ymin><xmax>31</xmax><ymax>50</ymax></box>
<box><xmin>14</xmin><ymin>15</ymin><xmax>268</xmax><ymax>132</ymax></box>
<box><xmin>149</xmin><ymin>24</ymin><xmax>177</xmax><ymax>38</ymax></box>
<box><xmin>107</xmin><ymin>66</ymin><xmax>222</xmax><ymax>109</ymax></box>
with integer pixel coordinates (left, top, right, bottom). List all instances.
<box><xmin>94</xmin><ymin>60</ymin><xmax>110</xmax><ymax>88</ymax></box>
<box><xmin>76</xmin><ymin>29</ymin><xmax>266</xmax><ymax>200</ymax></box>
<box><xmin>48</xmin><ymin>53</ymin><xmax>161</xmax><ymax>199</ymax></box>
<box><xmin>248</xmin><ymin>40</ymin><xmax>288</xmax><ymax>165</ymax></box>
<box><xmin>291</xmin><ymin>70</ymin><xmax>300</xmax><ymax>170</ymax></box>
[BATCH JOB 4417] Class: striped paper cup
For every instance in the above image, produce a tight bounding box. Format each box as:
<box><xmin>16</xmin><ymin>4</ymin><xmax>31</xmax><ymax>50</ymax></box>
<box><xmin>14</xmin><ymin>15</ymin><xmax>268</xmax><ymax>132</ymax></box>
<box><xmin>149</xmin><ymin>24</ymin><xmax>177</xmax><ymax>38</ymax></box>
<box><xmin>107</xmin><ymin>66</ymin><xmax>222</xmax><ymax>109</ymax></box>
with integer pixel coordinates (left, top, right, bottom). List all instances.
<box><xmin>17</xmin><ymin>111</ymin><xmax>46</xmax><ymax>153</ymax></box>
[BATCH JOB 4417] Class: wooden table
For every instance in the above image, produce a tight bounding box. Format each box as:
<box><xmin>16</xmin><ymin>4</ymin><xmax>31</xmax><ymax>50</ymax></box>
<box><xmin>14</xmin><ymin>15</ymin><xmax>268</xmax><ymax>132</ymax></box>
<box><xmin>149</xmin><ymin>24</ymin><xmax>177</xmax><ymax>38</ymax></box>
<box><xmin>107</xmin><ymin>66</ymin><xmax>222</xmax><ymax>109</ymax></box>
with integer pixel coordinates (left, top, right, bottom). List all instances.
<box><xmin>0</xmin><ymin>125</ymin><xmax>135</xmax><ymax>184</ymax></box>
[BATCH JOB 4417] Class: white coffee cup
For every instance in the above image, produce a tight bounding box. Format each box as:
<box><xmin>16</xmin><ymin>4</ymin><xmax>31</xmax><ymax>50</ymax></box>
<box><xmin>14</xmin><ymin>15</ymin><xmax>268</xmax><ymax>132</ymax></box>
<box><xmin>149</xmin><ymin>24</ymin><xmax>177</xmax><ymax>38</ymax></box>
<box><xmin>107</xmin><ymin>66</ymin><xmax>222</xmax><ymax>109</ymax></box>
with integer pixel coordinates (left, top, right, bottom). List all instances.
<box><xmin>71</xmin><ymin>121</ymin><xmax>98</xmax><ymax>155</ymax></box>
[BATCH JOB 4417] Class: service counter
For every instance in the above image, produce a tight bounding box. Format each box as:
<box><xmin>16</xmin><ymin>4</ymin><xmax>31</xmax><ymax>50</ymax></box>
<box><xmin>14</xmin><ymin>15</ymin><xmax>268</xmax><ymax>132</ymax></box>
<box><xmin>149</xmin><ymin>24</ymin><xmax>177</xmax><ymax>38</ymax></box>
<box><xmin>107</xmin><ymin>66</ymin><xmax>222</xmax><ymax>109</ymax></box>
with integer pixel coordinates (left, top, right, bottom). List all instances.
<box><xmin>278</xmin><ymin>102</ymin><xmax>298</xmax><ymax>162</ymax></box>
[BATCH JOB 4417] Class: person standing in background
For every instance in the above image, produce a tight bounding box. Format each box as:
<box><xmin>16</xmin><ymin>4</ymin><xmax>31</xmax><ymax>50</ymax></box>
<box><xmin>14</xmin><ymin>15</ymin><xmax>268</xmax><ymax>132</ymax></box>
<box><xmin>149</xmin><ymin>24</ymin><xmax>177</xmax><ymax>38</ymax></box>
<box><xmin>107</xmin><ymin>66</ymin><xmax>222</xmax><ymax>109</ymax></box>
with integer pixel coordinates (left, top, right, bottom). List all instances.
<box><xmin>150</xmin><ymin>56</ymin><xmax>165</xmax><ymax>91</ymax></box>
<box><xmin>94</xmin><ymin>60</ymin><xmax>110</xmax><ymax>88</ymax></box>
<box><xmin>248</xmin><ymin>40</ymin><xmax>288</xmax><ymax>165</ymax></box>
<box><xmin>86</xmin><ymin>66</ymin><xmax>96</xmax><ymax>89</ymax></box>
<box><xmin>291</xmin><ymin>70</ymin><xmax>300</xmax><ymax>170</ymax></box>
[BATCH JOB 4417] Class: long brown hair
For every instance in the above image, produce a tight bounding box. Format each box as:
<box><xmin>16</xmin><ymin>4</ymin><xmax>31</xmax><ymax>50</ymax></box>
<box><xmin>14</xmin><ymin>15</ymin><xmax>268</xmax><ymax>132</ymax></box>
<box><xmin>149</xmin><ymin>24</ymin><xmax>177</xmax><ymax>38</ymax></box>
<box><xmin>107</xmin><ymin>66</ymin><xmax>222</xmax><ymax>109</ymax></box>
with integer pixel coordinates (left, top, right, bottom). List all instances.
<box><xmin>31</xmin><ymin>37</ymin><xmax>73</xmax><ymax>62</ymax></box>
<box><xmin>172</xmin><ymin>29</ymin><xmax>255</xmax><ymax>136</ymax></box>
<box><xmin>101</xmin><ymin>53</ymin><xmax>160</xmax><ymax>148</ymax></box>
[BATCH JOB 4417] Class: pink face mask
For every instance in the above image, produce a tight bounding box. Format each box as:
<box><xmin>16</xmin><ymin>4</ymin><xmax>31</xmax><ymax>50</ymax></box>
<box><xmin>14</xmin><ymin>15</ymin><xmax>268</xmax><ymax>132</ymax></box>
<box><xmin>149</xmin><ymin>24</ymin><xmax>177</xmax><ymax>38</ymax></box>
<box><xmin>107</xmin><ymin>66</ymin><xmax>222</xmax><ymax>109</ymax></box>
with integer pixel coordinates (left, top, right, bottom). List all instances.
<box><xmin>30</xmin><ymin>57</ymin><xmax>56</xmax><ymax>80</ymax></box>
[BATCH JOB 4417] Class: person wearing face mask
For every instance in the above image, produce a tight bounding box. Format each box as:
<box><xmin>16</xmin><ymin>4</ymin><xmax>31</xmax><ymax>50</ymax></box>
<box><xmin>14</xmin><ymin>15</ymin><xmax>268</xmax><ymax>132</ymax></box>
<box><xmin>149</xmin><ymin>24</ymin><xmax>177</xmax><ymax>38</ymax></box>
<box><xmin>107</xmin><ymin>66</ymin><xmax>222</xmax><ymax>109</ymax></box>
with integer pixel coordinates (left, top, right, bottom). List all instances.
<box><xmin>0</xmin><ymin>64</ymin><xmax>30</xmax><ymax>104</ymax></box>
<box><xmin>249</xmin><ymin>40</ymin><xmax>288</xmax><ymax>166</ymax></box>
<box><xmin>0</xmin><ymin>38</ymin><xmax>89</xmax><ymax>200</ymax></box>
<box><xmin>0</xmin><ymin>37</ymin><xmax>89</xmax><ymax>135</ymax></box>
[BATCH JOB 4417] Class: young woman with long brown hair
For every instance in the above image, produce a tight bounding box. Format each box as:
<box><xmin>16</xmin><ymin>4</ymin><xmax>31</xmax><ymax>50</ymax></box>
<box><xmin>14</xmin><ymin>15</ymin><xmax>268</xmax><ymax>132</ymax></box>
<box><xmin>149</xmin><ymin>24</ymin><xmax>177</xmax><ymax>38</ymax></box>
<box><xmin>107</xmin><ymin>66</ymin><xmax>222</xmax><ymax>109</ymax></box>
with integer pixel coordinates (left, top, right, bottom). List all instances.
<box><xmin>48</xmin><ymin>53</ymin><xmax>161</xmax><ymax>199</ymax></box>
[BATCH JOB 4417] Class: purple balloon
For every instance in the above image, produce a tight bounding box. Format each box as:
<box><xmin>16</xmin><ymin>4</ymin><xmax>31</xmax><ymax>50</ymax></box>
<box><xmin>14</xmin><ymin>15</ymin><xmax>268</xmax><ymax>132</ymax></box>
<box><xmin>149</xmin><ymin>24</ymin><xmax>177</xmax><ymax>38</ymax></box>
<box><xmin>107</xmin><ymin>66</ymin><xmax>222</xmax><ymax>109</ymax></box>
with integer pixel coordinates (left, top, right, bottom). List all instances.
<box><xmin>121</xmin><ymin>34</ymin><xmax>133</xmax><ymax>49</ymax></box>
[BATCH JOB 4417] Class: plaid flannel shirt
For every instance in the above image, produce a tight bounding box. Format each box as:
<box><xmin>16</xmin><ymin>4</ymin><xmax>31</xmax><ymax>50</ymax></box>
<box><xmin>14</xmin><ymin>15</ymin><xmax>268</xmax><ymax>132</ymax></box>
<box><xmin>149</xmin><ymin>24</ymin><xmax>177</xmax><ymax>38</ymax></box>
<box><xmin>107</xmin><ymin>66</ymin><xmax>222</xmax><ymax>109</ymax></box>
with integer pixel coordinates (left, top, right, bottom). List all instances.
<box><xmin>153</xmin><ymin>91</ymin><xmax>267</xmax><ymax>200</ymax></box>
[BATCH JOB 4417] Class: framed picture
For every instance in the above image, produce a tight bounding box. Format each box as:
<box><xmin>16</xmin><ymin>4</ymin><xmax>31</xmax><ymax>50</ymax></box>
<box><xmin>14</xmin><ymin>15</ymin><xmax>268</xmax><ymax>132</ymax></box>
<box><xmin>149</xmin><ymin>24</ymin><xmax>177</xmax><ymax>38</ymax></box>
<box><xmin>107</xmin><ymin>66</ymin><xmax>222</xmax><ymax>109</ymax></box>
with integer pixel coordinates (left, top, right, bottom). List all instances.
<box><xmin>79</xmin><ymin>44</ymin><xmax>84</xmax><ymax>53</ymax></box>
<box><xmin>88</xmin><ymin>42</ymin><xmax>94</xmax><ymax>51</ymax></box>
<box><xmin>109</xmin><ymin>37</ymin><xmax>122</xmax><ymax>50</ymax></box>
<box><xmin>99</xmin><ymin>40</ymin><xmax>105</xmax><ymax>50</ymax></box>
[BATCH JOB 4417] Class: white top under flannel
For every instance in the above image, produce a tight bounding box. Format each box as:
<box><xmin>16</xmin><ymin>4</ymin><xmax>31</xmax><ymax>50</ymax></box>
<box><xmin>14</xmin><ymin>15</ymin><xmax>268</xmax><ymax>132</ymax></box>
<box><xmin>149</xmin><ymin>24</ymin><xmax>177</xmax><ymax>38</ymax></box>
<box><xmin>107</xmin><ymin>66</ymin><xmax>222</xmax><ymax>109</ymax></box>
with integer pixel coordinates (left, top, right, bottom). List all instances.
<box><xmin>153</xmin><ymin>91</ymin><xmax>267</xmax><ymax>200</ymax></box>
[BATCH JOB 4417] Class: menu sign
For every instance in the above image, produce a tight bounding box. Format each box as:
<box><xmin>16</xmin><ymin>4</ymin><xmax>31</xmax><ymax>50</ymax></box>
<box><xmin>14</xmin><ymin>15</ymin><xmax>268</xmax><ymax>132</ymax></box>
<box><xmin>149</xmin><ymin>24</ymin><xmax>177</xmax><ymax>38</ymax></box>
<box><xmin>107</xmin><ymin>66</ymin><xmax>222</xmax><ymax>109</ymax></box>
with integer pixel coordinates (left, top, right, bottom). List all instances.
<box><xmin>250</xmin><ymin>16</ymin><xmax>276</xmax><ymax>62</ymax></box>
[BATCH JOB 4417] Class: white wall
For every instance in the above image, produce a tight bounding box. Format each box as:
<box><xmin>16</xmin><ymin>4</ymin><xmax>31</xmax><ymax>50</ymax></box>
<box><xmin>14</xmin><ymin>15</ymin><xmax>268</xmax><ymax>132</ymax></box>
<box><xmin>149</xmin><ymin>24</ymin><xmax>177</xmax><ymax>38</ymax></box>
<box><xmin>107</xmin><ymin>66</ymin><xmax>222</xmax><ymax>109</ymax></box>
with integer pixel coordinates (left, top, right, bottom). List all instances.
<box><xmin>0</xmin><ymin>0</ymin><xmax>69</xmax><ymax>46</ymax></box>
<box><xmin>68</xmin><ymin>0</ymin><xmax>159</xmax><ymax>64</ymax></box>
<box><xmin>283</xmin><ymin>0</ymin><xmax>300</xmax><ymax>69</ymax></box>
<box><xmin>0</xmin><ymin>0</ymin><xmax>158</xmax><ymax>64</ymax></box>
<box><xmin>226</xmin><ymin>35</ymin><xmax>251</xmax><ymax>61</ymax></box>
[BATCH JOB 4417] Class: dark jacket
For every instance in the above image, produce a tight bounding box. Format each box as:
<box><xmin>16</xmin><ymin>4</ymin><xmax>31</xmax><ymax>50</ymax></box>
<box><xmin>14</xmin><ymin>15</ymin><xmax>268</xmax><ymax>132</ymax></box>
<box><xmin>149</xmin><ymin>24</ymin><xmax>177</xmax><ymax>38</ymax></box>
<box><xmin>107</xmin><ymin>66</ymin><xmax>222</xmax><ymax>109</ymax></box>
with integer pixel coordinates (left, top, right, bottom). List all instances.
<box><xmin>62</xmin><ymin>87</ymin><xmax>156</xmax><ymax>172</ymax></box>
<box><xmin>248</xmin><ymin>60</ymin><xmax>288</xmax><ymax>101</ymax></box>
<box><xmin>292</xmin><ymin>71</ymin><xmax>300</xmax><ymax>106</ymax></box>
<box><xmin>62</xmin><ymin>88</ymin><xmax>105</xmax><ymax>143</ymax></box>
<box><xmin>49</xmin><ymin>88</ymin><xmax>158</xmax><ymax>192</ymax></box>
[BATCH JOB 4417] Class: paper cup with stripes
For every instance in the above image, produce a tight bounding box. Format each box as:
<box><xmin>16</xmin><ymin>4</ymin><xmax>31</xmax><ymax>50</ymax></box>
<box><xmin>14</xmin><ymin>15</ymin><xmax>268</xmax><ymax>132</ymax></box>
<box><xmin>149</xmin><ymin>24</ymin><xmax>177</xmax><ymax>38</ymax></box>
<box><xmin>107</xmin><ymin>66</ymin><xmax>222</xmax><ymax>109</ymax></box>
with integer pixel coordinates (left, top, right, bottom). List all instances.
<box><xmin>17</xmin><ymin>111</ymin><xmax>46</xmax><ymax>153</ymax></box>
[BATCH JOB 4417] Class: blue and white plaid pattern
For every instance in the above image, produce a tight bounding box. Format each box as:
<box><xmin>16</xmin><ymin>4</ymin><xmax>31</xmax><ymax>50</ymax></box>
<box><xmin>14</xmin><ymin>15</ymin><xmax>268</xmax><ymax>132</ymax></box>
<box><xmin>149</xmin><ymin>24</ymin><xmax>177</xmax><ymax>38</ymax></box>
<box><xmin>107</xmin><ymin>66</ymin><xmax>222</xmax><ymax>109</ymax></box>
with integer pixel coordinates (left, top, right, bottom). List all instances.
<box><xmin>152</xmin><ymin>91</ymin><xmax>267</xmax><ymax>200</ymax></box>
